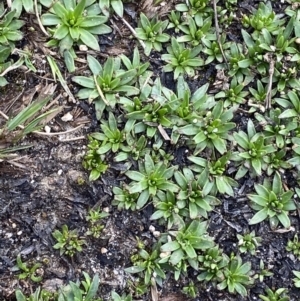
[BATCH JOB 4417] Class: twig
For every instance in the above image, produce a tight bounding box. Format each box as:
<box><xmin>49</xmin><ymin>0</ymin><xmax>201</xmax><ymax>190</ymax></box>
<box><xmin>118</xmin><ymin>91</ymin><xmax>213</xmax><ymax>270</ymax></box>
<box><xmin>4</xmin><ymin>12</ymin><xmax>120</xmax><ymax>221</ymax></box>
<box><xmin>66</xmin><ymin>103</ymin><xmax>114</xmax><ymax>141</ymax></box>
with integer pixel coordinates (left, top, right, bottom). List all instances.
<box><xmin>93</xmin><ymin>75</ymin><xmax>110</xmax><ymax>106</ymax></box>
<box><xmin>264</xmin><ymin>56</ymin><xmax>275</xmax><ymax>110</ymax></box>
<box><xmin>117</xmin><ymin>15</ymin><xmax>146</xmax><ymax>49</ymax></box>
<box><xmin>6</xmin><ymin>0</ymin><xmax>11</xmax><ymax>7</ymax></box>
<box><xmin>59</xmin><ymin>136</ymin><xmax>85</xmax><ymax>142</ymax></box>
<box><xmin>212</xmin><ymin>0</ymin><xmax>228</xmax><ymax>68</ymax></box>
<box><xmin>34</xmin><ymin>0</ymin><xmax>49</xmax><ymax>37</ymax></box>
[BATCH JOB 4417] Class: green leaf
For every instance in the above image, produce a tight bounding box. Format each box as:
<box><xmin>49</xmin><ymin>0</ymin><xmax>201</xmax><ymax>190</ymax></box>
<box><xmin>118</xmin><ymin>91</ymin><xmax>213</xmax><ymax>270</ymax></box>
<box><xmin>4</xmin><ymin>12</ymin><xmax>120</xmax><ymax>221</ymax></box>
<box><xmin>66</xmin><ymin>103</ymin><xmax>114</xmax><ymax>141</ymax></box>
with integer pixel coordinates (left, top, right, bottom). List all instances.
<box><xmin>53</xmin><ymin>2</ymin><xmax>68</xmax><ymax>20</ymax></box>
<box><xmin>279</xmin><ymin>109</ymin><xmax>298</xmax><ymax>119</ymax></box>
<box><xmin>111</xmin><ymin>0</ymin><xmax>123</xmax><ymax>17</ymax></box>
<box><xmin>212</xmin><ymin>137</ymin><xmax>227</xmax><ymax>154</ymax></box>
<box><xmin>161</xmin><ymin>241</ymin><xmax>180</xmax><ymax>252</ymax></box>
<box><xmin>85</xmin><ymin>274</ymin><xmax>100</xmax><ymax>301</ymax></box>
<box><xmin>79</xmin><ymin>29</ymin><xmax>100</xmax><ymax>51</ymax></box>
<box><xmin>277</xmin><ymin>211</ymin><xmax>291</xmax><ymax>228</ymax></box>
<box><xmin>72</xmin><ymin>76</ymin><xmax>95</xmax><ymax>88</ymax></box>
<box><xmin>169</xmin><ymin>248</ymin><xmax>185</xmax><ymax>266</ymax></box>
<box><xmin>89</xmin><ymin>169</ymin><xmax>101</xmax><ymax>181</ymax></box>
<box><xmin>15</xmin><ymin>289</ymin><xmax>27</xmax><ymax>301</ymax></box>
<box><xmin>81</xmin><ymin>15</ymin><xmax>108</xmax><ymax>27</ymax></box>
<box><xmin>74</xmin><ymin>0</ymin><xmax>86</xmax><ymax>20</ymax></box>
<box><xmin>137</xmin><ymin>190</ymin><xmax>150</xmax><ymax>209</ymax></box>
<box><xmin>87</xmin><ymin>55</ymin><xmax>102</xmax><ymax>75</ymax></box>
<box><xmin>249</xmin><ymin>208</ymin><xmax>268</xmax><ymax>225</ymax></box>
<box><xmin>53</xmin><ymin>24</ymin><xmax>69</xmax><ymax>40</ymax></box>
<box><xmin>125</xmin><ymin>170</ymin><xmax>145</xmax><ymax>182</ymax></box>
<box><xmin>238</xmin><ymin>59</ymin><xmax>252</xmax><ymax>68</ymax></box>
<box><xmin>252</xmin><ymin>158</ymin><xmax>262</xmax><ymax>175</ymax></box>
<box><xmin>64</xmin><ymin>50</ymin><xmax>75</xmax><ymax>73</ymax></box>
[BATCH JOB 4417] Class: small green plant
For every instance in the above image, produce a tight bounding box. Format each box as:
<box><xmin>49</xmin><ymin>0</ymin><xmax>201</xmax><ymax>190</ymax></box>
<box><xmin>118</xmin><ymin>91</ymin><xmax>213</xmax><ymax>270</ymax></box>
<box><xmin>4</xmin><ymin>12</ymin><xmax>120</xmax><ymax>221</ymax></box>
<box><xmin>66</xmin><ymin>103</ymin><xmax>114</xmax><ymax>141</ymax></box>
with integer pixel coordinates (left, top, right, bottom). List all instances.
<box><xmin>99</xmin><ymin>0</ymin><xmax>124</xmax><ymax>17</ymax></box>
<box><xmin>286</xmin><ymin>234</ymin><xmax>300</xmax><ymax>259</ymax></box>
<box><xmin>72</xmin><ymin>55</ymin><xmax>139</xmax><ymax>119</ymax></box>
<box><xmin>150</xmin><ymin>190</ymin><xmax>188</xmax><ymax>229</ymax></box>
<box><xmin>125</xmin><ymin>153</ymin><xmax>179</xmax><ymax>209</ymax></box>
<box><xmin>258</xmin><ymin>24</ymin><xmax>295</xmax><ymax>62</ymax></box>
<box><xmin>182</xmin><ymin>281</ymin><xmax>197</xmax><ymax>298</ymax></box>
<box><xmin>247</xmin><ymin>172</ymin><xmax>296</xmax><ymax>229</ymax></box>
<box><xmin>217</xmin><ymin>255</ymin><xmax>252</xmax><ymax>297</ymax></box>
<box><xmin>41</xmin><ymin>0</ymin><xmax>111</xmax><ymax>52</ymax></box>
<box><xmin>177</xmin><ymin>16</ymin><xmax>215</xmax><ymax>47</ymax></box>
<box><xmin>167</xmin><ymin>10</ymin><xmax>182</xmax><ymax>33</ymax></box>
<box><xmin>160</xmin><ymin>220</ymin><xmax>214</xmax><ymax>269</ymax></box>
<box><xmin>0</xmin><ymin>9</ymin><xmax>24</xmax><ymax>48</ymax></box>
<box><xmin>269</xmin><ymin>63</ymin><xmax>300</xmax><ymax>92</ymax></box>
<box><xmin>232</xmin><ymin>119</ymin><xmax>276</xmax><ymax>179</ymax></box>
<box><xmin>179</xmin><ymin>101</ymin><xmax>235</xmax><ymax>154</ymax></box>
<box><xmin>52</xmin><ymin>224</ymin><xmax>85</xmax><ymax>257</ymax></box>
<box><xmin>242</xmin><ymin>1</ymin><xmax>285</xmax><ymax>38</ymax></box>
<box><xmin>174</xmin><ymin>167</ymin><xmax>220</xmax><ymax>219</ymax></box>
<box><xmin>15</xmin><ymin>254</ymin><xmax>42</xmax><ymax>283</ymax></box>
<box><xmin>202</xmin><ymin>33</ymin><xmax>231</xmax><ymax>64</ymax></box>
<box><xmin>188</xmin><ymin>153</ymin><xmax>238</xmax><ymax>196</ymax></box>
<box><xmin>124</xmin><ymin>80</ymin><xmax>174</xmax><ymax>138</ymax></box>
<box><xmin>275</xmin><ymin>90</ymin><xmax>300</xmax><ymax>121</ymax></box>
<box><xmin>237</xmin><ymin>231</ymin><xmax>261</xmax><ymax>255</ymax></box>
<box><xmin>119</xmin><ymin>47</ymin><xmax>152</xmax><ymax>84</ymax></box>
<box><xmin>112</xmin><ymin>186</ymin><xmax>139</xmax><ymax>211</ymax></box>
<box><xmin>292</xmin><ymin>270</ymin><xmax>300</xmax><ymax>288</ymax></box>
<box><xmin>259</xmin><ymin>287</ymin><xmax>289</xmax><ymax>301</ymax></box>
<box><xmin>162</xmin><ymin>37</ymin><xmax>204</xmax><ymax>79</ymax></box>
<box><xmin>125</xmin><ymin>243</ymin><xmax>166</xmax><ymax>286</ymax></box>
<box><xmin>197</xmin><ymin>245</ymin><xmax>229</xmax><ymax>283</ymax></box>
<box><xmin>135</xmin><ymin>13</ymin><xmax>169</xmax><ymax>56</ymax></box>
<box><xmin>59</xmin><ymin>272</ymin><xmax>100</xmax><ymax>301</ymax></box>
<box><xmin>255</xmin><ymin>108</ymin><xmax>297</xmax><ymax>149</ymax></box>
<box><xmin>215</xmin><ymin>76</ymin><xmax>249</xmax><ymax>108</ymax></box>
<box><xmin>86</xmin><ymin>208</ymin><xmax>109</xmax><ymax>238</ymax></box>
<box><xmin>15</xmin><ymin>287</ymin><xmax>54</xmax><ymax>301</ymax></box>
<box><xmin>89</xmin><ymin>112</ymin><xmax>126</xmax><ymax>155</ymax></box>
<box><xmin>253</xmin><ymin>259</ymin><xmax>273</xmax><ymax>283</ymax></box>
<box><xmin>222</xmin><ymin>42</ymin><xmax>253</xmax><ymax>83</ymax></box>
<box><xmin>82</xmin><ymin>136</ymin><xmax>109</xmax><ymax>181</ymax></box>
<box><xmin>175</xmin><ymin>0</ymin><xmax>212</xmax><ymax>23</ymax></box>
<box><xmin>113</xmin><ymin>134</ymin><xmax>148</xmax><ymax>163</ymax></box>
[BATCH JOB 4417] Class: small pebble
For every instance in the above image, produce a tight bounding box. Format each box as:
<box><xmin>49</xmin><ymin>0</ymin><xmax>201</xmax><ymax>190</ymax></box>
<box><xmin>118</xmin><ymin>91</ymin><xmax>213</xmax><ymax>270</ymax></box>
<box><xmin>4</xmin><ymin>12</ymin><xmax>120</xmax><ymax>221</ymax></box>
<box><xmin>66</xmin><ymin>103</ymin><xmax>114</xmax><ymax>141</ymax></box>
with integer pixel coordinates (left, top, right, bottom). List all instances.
<box><xmin>149</xmin><ymin>225</ymin><xmax>155</xmax><ymax>233</ymax></box>
<box><xmin>79</xmin><ymin>45</ymin><xmax>88</xmax><ymax>51</ymax></box>
<box><xmin>44</xmin><ymin>125</ymin><xmax>51</xmax><ymax>133</ymax></box>
<box><xmin>103</xmin><ymin>207</ymin><xmax>109</xmax><ymax>213</ymax></box>
<box><xmin>153</xmin><ymin>231</ymin><xmax>160</xmax><ymax>238</ymax></box>
<box><xmin>61</xmin><ymin>112</ymin><xmax>73</xmax><ymax>122</ymax></box>
<box><xmin>101</xmin><ymin>247</ymin><xmax>108</xmax><ymax>254</ymax></box>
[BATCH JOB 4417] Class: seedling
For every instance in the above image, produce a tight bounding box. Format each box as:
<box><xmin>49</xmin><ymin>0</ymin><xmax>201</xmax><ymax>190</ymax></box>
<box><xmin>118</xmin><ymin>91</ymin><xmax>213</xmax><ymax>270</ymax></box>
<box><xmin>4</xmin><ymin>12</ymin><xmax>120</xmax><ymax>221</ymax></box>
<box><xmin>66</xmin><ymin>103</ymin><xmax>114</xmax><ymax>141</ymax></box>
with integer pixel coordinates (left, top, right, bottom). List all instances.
<box><xmin>247</xmin><ymin>172</ymin><xmax>296</xmax><ymax>229</ymax></box>
<box><xmin>41</xmin><ymin>0</ymin><xmax>111</xmax><ymax>52</ymax></box>
<box><xmin>125</xmin><ymin>153</ymin><xmax>178</xmax><ymax>209</ymax></box>
<box><xmin>286</xmin><ymin>234</ymin><xmax>300</xmax><ymax>259</ymax></box>
<box><xmin>259</xmin><ymin>287</ymin><xmax>289</xmax><ymax>301</ymax></box>
<box><xmin>217</xmin><ymin>255</ymin><xmax>252</xmax><ymax>297</ymax></box>
<box><xmin>15</xmin><ymin>254</ymin><xmax>42</xmax><ymax>283</ymax></box>
<box><xmin>52</xmin><ymin>224</ymin><xmax>85</xmax><ymax>257</ymax></box>
<box><xmin>82</xmin><ymin>136</ymin><xmax>109</xmax><ymax>181</ymax></box>
<box><xmin>237</xmin><ymin>231</ymin><xmax>261</xmax><ymax>255</ymax></box>
<box><xmin>162</xmin><ymin>37</ymin><xmax>204</xmax><ymax>79</ymax></box>
<box><xmin>135</xmin><ymin>13</ymin><xmax>169</xmax><ymax>56</ymax></box>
